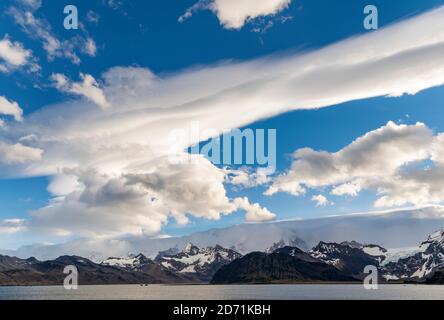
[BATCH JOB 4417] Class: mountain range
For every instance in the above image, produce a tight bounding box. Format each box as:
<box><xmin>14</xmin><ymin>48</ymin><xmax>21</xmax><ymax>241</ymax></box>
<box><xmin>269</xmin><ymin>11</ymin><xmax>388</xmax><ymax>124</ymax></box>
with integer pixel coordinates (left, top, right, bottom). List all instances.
<box><xmin>4</xmin><ymin>227</ymin><xmax>444</xmax><ymax>285</ymax></box>
<box><xmin>0</xmin><ymin>255</ymin><xmax>180</xmax><ymax>286</ymax></box>
<box><xmin>381</xmin><ymin>230</ymin><xmax>444</xmax><ymax>281</ymax></box>
<box><xmin>154</xmin><ymin>243</ymin><xmax>242</xmax><ymax>282</ymax></box>
<box><xmin>309</xmin><ymin>242</ymin><xmax>385</xmax><ymax>278</ymax></box>
<box><xmin>212</xmin><ymin>230</ymin><xmax>444</xmax><ymax>284</ymax></box>
<box><xmin>211</xmin><ymin>246</ymin><xmax>356</xmax><ymax>284</ymax></box>
<box><xmin>0</xmin><ymin>244</ymin><xmax>239</xmax><ymax>286</ymax></box>
<box><xmin>3</xmin><ymin>206</ymin><xmax>444</xmax><ymax>262</ymax></box>
<box><xmin>3</xmin><ymin>206</ymin><xmax>444</xmax><ymax>285</ymax></box>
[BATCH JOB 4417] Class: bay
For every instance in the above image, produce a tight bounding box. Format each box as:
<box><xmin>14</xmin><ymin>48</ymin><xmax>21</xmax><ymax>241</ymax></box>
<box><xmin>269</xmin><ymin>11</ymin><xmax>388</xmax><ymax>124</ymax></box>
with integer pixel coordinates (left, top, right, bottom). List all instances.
<box><xmin>0</xmin><ymin>284</ymin><xmax>444</xmax><ymax>300</ymax></box>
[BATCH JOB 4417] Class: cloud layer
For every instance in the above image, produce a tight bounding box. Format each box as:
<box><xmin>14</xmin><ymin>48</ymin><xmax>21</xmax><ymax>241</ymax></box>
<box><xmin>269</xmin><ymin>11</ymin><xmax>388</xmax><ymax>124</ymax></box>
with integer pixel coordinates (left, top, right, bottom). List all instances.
<box><xmin>2</xmin><ymin>7</ymin><xmax>444</xmax><ymax>240</ymax></box>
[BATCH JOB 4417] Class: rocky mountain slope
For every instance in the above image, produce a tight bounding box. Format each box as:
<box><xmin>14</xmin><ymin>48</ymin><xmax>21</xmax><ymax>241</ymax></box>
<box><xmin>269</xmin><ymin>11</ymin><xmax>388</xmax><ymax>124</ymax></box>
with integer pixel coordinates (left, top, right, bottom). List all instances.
<box><xmin>0</xmin><ymin>255</ymin><xmax>177</xmax><ymax>286</ymax></box>
<box><xmin>101</xmin><ymin>253</ymin><xmax>187</xmax><ymax>283</ymax></box>
<box><xmin>6</xmin><ymin>229</ymin><xmax>444</xmax><ymax>286</ymax></box>
<box><xmin>309</xmin><ymin>242</ymin><xmax>385</xmax><ymax>278</ymax></box>
<box><xmin>0</xmin><ymin>243</ymin><xmax>243</xmax><ymax>286</ymax></box>
<box><xmin>154</xmin><ymin>243</ymin><xmax>242</xmax><ymax>281</ymax></box>
<box><xmin>301</xmin><ymin>230</ymin><xmax>444</xmax><ymax>283</ymax></box>
<box><xmin>381</xmin><ymin>230</ymin><xmax>444</xmax><ymax>281</ymax></box>
<box><xmin>211</xmin><ymin>246</ymin><xmax>356</xmax><ymax>284</ymax></box>
<box><xmin>265</xmin><ymin>238</ymin><xmax>308</xmax><ymax>253</ymax></box>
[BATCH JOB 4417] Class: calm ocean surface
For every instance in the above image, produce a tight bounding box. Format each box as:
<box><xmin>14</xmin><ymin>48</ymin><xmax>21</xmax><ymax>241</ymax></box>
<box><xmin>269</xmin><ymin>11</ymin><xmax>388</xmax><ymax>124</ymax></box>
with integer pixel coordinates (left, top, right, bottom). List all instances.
<box><xmin>1</xmin><ymin>284</ymin><xmax>444</xmax><ymax>300</ymax></box>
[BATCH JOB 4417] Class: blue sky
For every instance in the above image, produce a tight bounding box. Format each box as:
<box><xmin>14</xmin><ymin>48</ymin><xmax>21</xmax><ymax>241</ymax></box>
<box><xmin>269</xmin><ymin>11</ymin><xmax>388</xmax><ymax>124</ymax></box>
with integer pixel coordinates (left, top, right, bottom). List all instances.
<box><xmin>1</xmin><ymin>0</ymin><xmax>444</xmax><ymax>248</ymax></box>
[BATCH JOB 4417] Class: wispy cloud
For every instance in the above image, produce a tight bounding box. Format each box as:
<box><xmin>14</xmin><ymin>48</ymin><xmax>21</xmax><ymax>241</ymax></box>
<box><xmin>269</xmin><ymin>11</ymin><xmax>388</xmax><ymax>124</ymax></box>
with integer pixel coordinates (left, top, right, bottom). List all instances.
<box><xmin>51</xmin><ymin>73</ymin><xmax>110</xmax><ymax>109</ymax></box>
<box><xmin>7</xmin><ymin>0</ymin><xmax>97</xmax><ymax>64</ymax></box>
<box><xmin>311</xmin><ymin>194</ymin><xmax>333</xmax><ymax>207</ymax></box>
<box><xmin>0</xmin><ymin>219</ymin><xmax>27</xmax><ymax>235</ymax></box>
<box><xmin>0</xmin><ymin>96</ymin><xmax>24</xmax><ymax>122</ymax></box>
<box><xmin>0</xmin><ymin>35</ymin><xmax>39</xmax><ymax>73</ymax></box>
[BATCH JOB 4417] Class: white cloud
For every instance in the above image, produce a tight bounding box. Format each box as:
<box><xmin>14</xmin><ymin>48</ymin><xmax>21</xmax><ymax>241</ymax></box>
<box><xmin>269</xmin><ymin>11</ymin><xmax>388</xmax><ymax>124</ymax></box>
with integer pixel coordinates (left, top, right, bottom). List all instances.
<box><xmin>180</xmin><ymin>0</ymin><xmax>292</xmax><ymax>29</ymax></box>
<box><xmin>234</xmin><ymin>197</ymin><xmax>276</xmax><ymax>221</ymax></box>
<box><xmin>268</xmin><ymin>121</ymin><xmax>444</xmax><ymax>208</ymax></box>
<box><xmin>51</xmin><ymin>73</ymin><xmax>110</xmax><ymax>109</ymax></box>
<box><xmin>47</xmin><ymin>173</ymin><xmax>81</xmax><ymax>197</ymax></box>
<box><xmin>1</xmin><ymin>7</ymin><xmax>444</xmax><ymax>239</ymax></box>
<box><xmin>0</xmin><ymin>219</ymin><xmax>26</xmax><ymax>234</ymax></box>
<box><xmin>0</xmin><ymin>96</ymin><xmax>24</xmax><ymax>122</ymax></box>
<box><xmin>0</xmin><ymin>36</ymin><xmax>31</xmax><ymax>66</ymax></box>
<box><xmin>311</xmin><ymin>194</ymin><xmax>333</xmax><ymax>207</ymax></box>
<box><xmin>27</xmin><ymin>155</ymin><xmax>237</xmax><ymax>238</ymax></box>
<box><xmin>331</xmin><ymin>181</ymin><xmax>361</xmax><ymax>197</ymax></box>
<box><xmin>16</xmin><ymin>155</ymin><xmax>276</xmax><ymax>238</ymax></box>
<box><xmin>8</xmin><ymin>2</ymin><xmax>97</xmax><ymax>64</ymax></box>
<box><xmin>0</xmin><ymin>35</ymin><xmax>38</xmax><ymax>73</ymax></box>
<box><xmin>225</xmin><ymin>167</ymin><xmax>272</xmax><ymax>188</ymax></box>
<box><xmin>0</xmin><ymin>141</ymin><xmax>43</xmax><ymax>164</ymax></box>
<box><xmin>83</xmin><ymin>38</ymin><xmax>97</xmax><ymax>57</ymax></box>
<box><xmin>267</xmin><ymin>121</ymin><xmax>433</xmax><ymax>196</ymax></box>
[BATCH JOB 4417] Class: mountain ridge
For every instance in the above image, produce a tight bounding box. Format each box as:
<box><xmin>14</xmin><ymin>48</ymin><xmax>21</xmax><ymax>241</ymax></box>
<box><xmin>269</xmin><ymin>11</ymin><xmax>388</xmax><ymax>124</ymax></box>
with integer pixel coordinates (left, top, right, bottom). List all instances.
<box><xmin>3</xmin><ymin>205</ymin><xmax>444</xmax><ymax>262</ymax></box>
<box><xmin>211</xmin><ymin>246</ymin><xmax>357</xmax><ymax>284</ymax></box>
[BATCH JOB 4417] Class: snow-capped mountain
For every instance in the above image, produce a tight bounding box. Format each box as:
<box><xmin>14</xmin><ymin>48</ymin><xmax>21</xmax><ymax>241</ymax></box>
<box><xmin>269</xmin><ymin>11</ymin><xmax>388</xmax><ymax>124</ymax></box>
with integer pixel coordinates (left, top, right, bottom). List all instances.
<box><xmin>309</xmin><ymin>241</ymin><xmax>384</xmax><ymax>278</ymax></box>
<box><xmin>101</xmin><ymin>253</ymin><xmax>189</xmax><ymax>283</ymax></box>
<box><xmin>212</xmin><ymin>246</ymin><xmax>356</xmax><ymax>284</ymax></box>
<box><xmin>265</xmin><ymin>238</ymin><xmax>308</xmax><ymax>253</ymax></box>
<box><xmin>340</xmin><ymin>241</ymin><xmax>363</xmax><ymax>249</ymax></box>
<box><xmin>361</xmin><ymin>244</ymin><xmax>387</xmax><ymax>262</ymax></box>
<box><xmin>155</xmin><ymin>247</ymin><xmax>180</xmax><ymax>259</ymax></box>
<box><xmin>0</xmin><ymin>254</ymin><xmax>182</xmax><ymax>286</ymax></box>
<box><xmin>154</xmin><ymin>243</ymin><xmax>242</xmax><ymax>281</ymax></box>
<box><xmin>101</xmin><ymin>253</ymin><xmax>153</xmax><ymax>271</ymax></box>
<box><xmin>381</xmin><ymin>229</ymin><xmax>444</xmax><ymax>281</ymax></box>
<box><xmin>306</xmin><ymin>229</ymin><xmax>444</xmax><ymax>282</ymax></box>
<box><xmin>6</xmin><ymin>206</ymin><xmax>444</xmax><ymax>262</ymax></box>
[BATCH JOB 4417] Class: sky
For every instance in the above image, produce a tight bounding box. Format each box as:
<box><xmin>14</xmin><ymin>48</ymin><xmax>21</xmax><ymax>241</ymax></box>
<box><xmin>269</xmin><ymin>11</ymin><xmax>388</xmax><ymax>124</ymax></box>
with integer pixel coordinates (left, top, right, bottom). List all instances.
<box><xmin>1</xmin><ymin>0</ymin><xmax>444</xmax><ymax>250</ymax></box>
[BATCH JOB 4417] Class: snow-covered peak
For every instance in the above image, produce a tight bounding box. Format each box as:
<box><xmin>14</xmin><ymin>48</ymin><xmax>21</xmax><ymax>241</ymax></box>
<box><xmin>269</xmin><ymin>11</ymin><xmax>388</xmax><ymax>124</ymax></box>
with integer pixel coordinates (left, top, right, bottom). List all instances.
<box><xmin>101</xmin><ymin>253</ymin><xmax>150</xmax><ymax>270</ymax></box>
<box><xmin>362</xmin><ymin>244</ymin><xmax>387</xmax><ymax>257</ymax></box>
<box><xmin>382</xmin><ymin>229</ymin><xmax>444</xmax><ymax>280</ymax></box>
<box><xmin>340</xmin><ymin>241</ymin><xmax>363</xmax><ymax>249</ymax></box>
<box><xmin>312</xmin><ymin>241</ymin><xmax>343</xmax><ymax>254</ymax></box>
<box><xmin>265</xmin><ymin>238</ymin><xmax>308</xmax><ymax>253</ymax></box>
<box><xmin>183</xmin><ymin>242</ymin><xmax>200</xmax><ymax>255</ymax></box>
<box><xmin>422</xmin><ymin>229</ymin><xmax>444</xmax><ymax>248</ymax></box>
<box><xmin>309</xmin><ymin>241</ymin><xmax>383</xmax><ymax>276</ymax></box>
<box><xmin>154</xmin><ymin>244</ymin><xmax>242</xmax><ymax>281</ymax></box>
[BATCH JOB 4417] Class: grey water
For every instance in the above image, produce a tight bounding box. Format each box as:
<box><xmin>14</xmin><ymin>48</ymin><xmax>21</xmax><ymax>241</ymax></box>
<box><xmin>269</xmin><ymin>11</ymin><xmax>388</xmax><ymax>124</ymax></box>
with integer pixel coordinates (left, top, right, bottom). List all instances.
<box><xmin>1</xmin><ymin>284</ymin><xmax>444</xmax><ymax>300</ymax></box>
